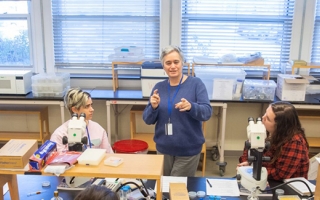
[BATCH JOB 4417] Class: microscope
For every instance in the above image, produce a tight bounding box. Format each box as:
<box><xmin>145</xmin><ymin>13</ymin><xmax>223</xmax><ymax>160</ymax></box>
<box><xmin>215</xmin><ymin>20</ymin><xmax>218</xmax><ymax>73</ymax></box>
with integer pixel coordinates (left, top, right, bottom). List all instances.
<box><xmin>62</xmin><ymin>113</ymin><xmax>88</xmax><ymax>152</ymax></box>
<box><xmin>237</xmin><ymin>117</ymin><xmax>270</xmax><ymax>197</ymax></box>
<box><xmin>62</xmin><ymin>113</ymin><xmax>91</xmax><ymax>188</ymax></box>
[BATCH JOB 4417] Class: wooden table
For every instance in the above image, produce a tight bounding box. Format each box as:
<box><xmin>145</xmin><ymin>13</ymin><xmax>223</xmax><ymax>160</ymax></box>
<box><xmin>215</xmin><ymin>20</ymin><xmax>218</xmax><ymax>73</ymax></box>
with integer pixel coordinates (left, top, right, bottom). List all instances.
<box><xmin>0</xmin><ymin>153</ymin><xmax>164</xmax><ymax>200</ymax></box>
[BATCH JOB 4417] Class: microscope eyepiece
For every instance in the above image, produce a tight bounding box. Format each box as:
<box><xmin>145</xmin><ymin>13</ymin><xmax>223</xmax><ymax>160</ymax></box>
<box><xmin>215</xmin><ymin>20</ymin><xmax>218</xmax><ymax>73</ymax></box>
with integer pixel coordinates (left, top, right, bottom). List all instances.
<box><xmin>72</xmin><ymin>113</ymin><xmax>78</xmax><ymax>118</ymax></box>
<box><xmin>248</xmin><ymin>117</ymin><xmax>254</xmax><ymax>123</ymax></box>
<box><xmin>256</xmin><ymin>117</ymin><xmax>262</xmax><ymax>122</ymax></box>
<box><xmin>80</xmin><ymin>113</ymin><xmax>86</xmax><ymax>118</ymax></box>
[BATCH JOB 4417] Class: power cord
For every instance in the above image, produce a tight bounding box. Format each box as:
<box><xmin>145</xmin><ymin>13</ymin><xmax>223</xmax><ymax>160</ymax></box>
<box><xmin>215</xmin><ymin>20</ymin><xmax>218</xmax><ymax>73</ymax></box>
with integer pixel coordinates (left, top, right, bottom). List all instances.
<box><xmin>115</xmin><ymin>181</ymin><xmax>149</xmax><ymax>198</ymax></box>
<box><xmin>139</xmin><ymin>179</ymin><xmax>150</xmax><ymax>196</ymax></box>
<box><xmin>257</xmin><ymin>179</ymin><xmax>314</xmax><ymax>198</ymax></box>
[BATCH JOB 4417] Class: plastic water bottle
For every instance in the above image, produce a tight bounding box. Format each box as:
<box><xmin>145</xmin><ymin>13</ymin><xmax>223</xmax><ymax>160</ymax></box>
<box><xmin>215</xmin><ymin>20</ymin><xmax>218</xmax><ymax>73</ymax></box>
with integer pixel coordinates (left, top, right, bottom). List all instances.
<box><xmin>51</xmin><ymin>191</ymin><xmax>63</xmax><ymax>200</ymax></box>
<box><xmin>119</xmin><ymin>185</ymin><xmax>131</xmax><ymax>200</ymax></box>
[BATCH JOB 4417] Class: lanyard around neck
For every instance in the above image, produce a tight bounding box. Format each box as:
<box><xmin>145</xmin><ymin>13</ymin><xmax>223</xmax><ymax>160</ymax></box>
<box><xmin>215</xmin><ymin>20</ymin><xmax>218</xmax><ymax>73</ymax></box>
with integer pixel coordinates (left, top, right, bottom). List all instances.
<box><xmin>167</xmin><ymin>75</ymin><xmax>183</xmax><ymax>122</ymax></box>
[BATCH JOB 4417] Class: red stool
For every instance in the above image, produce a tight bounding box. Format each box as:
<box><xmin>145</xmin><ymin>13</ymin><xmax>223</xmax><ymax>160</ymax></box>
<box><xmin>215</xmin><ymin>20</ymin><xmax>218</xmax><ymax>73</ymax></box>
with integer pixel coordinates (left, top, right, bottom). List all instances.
<box><xmin>113</xmin><ymin>139</ymin><xmax>148</xmax><ymax>154</ymax></box>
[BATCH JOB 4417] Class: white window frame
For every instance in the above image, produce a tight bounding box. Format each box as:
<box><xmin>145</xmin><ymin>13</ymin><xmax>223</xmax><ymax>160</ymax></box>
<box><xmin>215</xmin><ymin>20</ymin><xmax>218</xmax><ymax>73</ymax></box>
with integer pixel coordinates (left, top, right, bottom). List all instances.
<box><xmin>301</xmin><ymin>0</ymin><xmax>317</xmax><ymax>62</ymax></box>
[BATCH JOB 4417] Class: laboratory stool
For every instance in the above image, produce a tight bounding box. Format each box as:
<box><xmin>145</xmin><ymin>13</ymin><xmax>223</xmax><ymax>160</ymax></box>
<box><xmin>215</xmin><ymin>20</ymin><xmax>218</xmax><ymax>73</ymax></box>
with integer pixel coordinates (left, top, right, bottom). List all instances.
<box><xmin>113</xmin><ymin>139</ymin><xmax>148</xmax><ymax>154</ymax></box>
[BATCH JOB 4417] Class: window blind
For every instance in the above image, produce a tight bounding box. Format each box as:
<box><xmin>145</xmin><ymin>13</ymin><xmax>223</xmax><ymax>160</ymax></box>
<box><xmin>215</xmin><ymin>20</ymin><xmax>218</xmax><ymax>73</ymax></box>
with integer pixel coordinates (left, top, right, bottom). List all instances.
<box><xmin>51</xmin><ymin>0</ymin><xmax>160</xmax><ymax>69</ymax></box>
<box><xmin>181</xmin><ymin>0</ymin><xmax>295</xmax><ymax>70</ymax></box>
<box><xmin>311</xmin><ymin>0</ymin><xmax>320</xmax><ymax>63</ymax></box>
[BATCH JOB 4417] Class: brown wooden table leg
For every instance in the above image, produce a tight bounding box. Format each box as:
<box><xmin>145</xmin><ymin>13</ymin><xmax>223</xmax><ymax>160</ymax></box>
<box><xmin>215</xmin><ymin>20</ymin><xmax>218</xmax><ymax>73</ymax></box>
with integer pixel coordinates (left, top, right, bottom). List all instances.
<box><xmin>0</xmin><ymin>174</ymin><xmax>19</xmax><ymax>200</ymax></box>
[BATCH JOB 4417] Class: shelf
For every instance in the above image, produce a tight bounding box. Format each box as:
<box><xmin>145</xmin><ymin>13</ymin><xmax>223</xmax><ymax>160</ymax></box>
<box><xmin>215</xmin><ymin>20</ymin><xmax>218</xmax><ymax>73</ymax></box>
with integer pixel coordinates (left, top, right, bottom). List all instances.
<box><xmin>307</xmin><ymin>137</ymin><xmax>320</xmax><ymax>148</ymax></box>
<box><xmin>0</xmin><ymin>105</ymin><xmax>50</xmax><ymax>144</ymax></box>
<box><xmin>291</xmin><ymin>62</ymin><xmax>320</xmax><ymax>75</ymax></box>
<box><xmin>132</xmin><ymin>133</ymin><xmax>156</xmax><ymax>151</ymax></box>
<box><xmin>0</xmin><ymin>131</ymin><xmax>50</xmax><ymax>143</ymax></box>
<box><xmin>112</xmin><ymin>61</ymin><xmax>144</xmax><ymax>91</ymax></box>
<box><xmin>191</xmin><ymin>57</ymin><xmax>270</xmax><ymax>80</ymax></box>
<box><xmin>297</xmin><ymin>110</ymin><xmax>320</xmax><ymax>119</ymax></box>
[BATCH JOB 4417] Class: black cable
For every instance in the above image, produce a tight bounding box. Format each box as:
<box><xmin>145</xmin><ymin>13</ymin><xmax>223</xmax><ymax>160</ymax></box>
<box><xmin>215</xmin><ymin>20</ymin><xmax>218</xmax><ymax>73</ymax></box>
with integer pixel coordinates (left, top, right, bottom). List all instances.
<box><xmin>257</xmin><ymin>179</ymin><xmax>313</xmax><ymax>198</ymax></box>
<box><xmin>115</xmin><ymin>181</ymin><xmax>148</xmax><ymax>198</ymax></box>
<box><xmin>139</xmin><ymin>179</ymin><xmax>150</xmax><ymax>196</ymax></box>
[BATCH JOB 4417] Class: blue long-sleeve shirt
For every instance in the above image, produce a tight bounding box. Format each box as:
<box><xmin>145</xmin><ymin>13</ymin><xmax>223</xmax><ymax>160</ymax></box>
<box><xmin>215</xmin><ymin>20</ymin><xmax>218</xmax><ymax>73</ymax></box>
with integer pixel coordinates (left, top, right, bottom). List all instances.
<box><xmin>143</xmin><ymin>76</ymin><xmax>212</xmax><ymax>156</ymax></box>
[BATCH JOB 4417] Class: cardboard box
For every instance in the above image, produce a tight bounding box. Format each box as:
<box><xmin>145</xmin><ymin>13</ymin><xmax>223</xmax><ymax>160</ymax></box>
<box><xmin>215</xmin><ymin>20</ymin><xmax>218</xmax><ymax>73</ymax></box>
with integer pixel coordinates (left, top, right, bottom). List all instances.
<box><xmin>308</xmin><ymin>152</ymin><xmax>320</xmax><ymax>180</ymax></box>
<box><xmin>29</xmin><ymin>140</ymin><xmax>56</xmax><ymax>171</ymax></box>
<box><xmin>0</xmin><ymin>139</ymin><xmax>38</xmax><ymax>169</ymax></box>
<box><xmin>276</xmin><ymin>74</ymin><xmax>309</xmax><ymax>101</ymax></box>
<box><xmin>169</xmin><ymin>183</ymin><xmax>189</xmax><ymax>200</ymax></box>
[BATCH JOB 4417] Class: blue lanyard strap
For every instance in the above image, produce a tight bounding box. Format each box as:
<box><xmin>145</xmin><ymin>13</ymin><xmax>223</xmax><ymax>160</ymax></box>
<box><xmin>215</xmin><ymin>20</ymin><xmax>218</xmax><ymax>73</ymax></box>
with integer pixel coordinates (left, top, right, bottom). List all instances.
<box><xmin>86</xmin><ymin>126</ymin><xmax>92</xmax><ymax>148</ymax></box>
<box><xmin>167</xmin><ymin>75</ymin><xmax>183</xmax><ymax>121</ymax></box>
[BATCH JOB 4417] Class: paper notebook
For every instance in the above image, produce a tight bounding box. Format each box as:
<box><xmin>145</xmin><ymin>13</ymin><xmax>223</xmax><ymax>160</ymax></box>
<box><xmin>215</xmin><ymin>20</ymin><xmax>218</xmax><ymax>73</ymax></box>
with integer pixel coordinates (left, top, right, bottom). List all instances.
<box><xmin>283</xmin><ymin>177</ymin><xmax>315</xmax><ymax>196</ymax></box>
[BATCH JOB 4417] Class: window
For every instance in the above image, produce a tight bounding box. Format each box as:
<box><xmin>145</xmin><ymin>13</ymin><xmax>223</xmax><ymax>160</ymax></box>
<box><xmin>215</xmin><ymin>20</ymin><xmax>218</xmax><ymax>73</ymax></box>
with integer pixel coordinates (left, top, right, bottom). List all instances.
<box><xmin>181</xmin><ymin>0</ymin><xmax>295</xmax><ymax>71</ymax></box>
<box><xmin>311</xmin><ymin>0</ymin><xmax>320</xmax><ymax>63</ymax></box>
<box><xmin>0</xmin><ymin>1</ymin><xmax>31</xmax><ymax>68</ymax></box>
<box><xmin>52</xmin><ymin>0</ymin><xmax>160</xmax><ymax>71</ymax></box>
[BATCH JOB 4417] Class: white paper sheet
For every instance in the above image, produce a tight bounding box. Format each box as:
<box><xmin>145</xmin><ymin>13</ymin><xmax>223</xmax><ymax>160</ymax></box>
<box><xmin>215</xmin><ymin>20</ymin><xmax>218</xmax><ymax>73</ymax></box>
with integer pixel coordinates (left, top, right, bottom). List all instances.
<box><xmin>206</xmin><ymin>179</ymin><xmax>240</xmax><ymax>196</ymax></box>
<box><xmin>154</xmin><ymin>176</ymin><xmax>187</xmax><ymax>193</ymax></box>
<box><xmin>3</xmin><ymin>183</ymin><xmax>8</xmax><ymax>195</ymax></box>
<box><xmin>212</xmin><ymin>79</ymin><xmax>234</xmax><ymax>100</ymax></box>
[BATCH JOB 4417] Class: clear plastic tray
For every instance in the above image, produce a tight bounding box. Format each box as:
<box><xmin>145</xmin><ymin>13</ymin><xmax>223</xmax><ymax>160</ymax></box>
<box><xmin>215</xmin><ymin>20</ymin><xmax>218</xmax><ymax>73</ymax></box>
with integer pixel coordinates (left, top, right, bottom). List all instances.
<box><xmin>243</xmin><ymin>79</ymin><xmax>276</xmax><ymax>100</ymax></box>
<box><xmin>114</xmin><ymin>46</ymin><xmax>143</xmax><ymax>54</ymax></box>
<box><xmin>32</xmin><ymin>87</ymin><xmax>69</xmax><ymax>97</ymax></box>
<box><xmin>108</xmin><ymin>54</ymin><xmax>144</xmax><ymax>62</ymax></box>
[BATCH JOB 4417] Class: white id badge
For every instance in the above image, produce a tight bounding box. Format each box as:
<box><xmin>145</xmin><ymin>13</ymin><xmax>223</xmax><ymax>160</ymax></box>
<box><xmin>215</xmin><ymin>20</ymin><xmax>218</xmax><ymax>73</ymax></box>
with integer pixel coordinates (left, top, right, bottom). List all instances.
<box><xmin>165</xmin><ymin>123</ymin><xmax>173</xmax><ymax>135</ymax></box>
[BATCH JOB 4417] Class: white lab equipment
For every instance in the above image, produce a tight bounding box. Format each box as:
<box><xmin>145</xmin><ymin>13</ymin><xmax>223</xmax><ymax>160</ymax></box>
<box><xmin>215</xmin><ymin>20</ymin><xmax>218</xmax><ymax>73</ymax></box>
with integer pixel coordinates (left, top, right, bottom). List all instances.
<box><xmin>62</xmin><ymin>113</ymin><xmax>88</xmax><ymax>152</ymax></box>
<box><xmin>246</xmin><ymin>117</ymin><xmax>266</xmax><ymax>149</ymax></box>
<box><xmin>67</xmin><ymin>113</ymin><xmax>86</xmax><ymax>143</ymax></box>
<box><xmin>237</xmin><ymin>117</ymin><xmax>270</xmax><ymax>200</ymax></box>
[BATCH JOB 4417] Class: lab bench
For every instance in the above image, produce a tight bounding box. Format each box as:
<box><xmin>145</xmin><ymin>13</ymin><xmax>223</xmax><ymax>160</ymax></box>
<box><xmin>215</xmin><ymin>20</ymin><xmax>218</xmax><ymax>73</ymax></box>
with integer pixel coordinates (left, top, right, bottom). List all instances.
<box><xmin>0</xmin><ymin>105</ymin><xmax>49</xmax><ymax>144</ymax></box>
<box><xmin>1</xmin><ymin>90</ymin><xmax>320</xmax><ymax>177</ymax></box>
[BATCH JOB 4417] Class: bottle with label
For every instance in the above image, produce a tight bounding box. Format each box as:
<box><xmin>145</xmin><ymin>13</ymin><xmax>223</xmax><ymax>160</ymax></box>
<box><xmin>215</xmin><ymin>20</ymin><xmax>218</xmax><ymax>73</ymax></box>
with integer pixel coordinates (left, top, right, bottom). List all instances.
<box><xmin>51</xmin><ymin>190</ymin><xmax>63</xmax><ymax>200</ymax></box>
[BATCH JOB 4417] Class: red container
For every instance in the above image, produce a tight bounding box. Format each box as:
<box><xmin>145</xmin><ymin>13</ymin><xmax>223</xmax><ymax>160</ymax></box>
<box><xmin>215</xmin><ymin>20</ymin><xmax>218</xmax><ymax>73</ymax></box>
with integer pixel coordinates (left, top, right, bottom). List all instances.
<box><xmin>113</xmin><ymin>139</ymin><xmax>148</xmax><ymax>154</ymax></box>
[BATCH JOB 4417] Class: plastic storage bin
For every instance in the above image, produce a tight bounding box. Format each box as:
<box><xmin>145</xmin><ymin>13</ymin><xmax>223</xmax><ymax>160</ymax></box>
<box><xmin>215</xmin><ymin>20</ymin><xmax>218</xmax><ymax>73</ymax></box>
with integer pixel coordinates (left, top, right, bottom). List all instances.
<box><xmin>109</xmin><ymin>46</ymin><xmax>144</xmax><ymax>62</ymax></box>
<box><xmin>114</xmin><ymin>46</ymin><xmax>143</xmax><ymax>54</ymax></box>
<box><xmin>31</xmin><ymin>73</ymin><xmax>70</xmax><ymax>97</ymax></box>
<box><xmin>194</xmin><ymin>67</ymin><xmax>246</xmax><ymax>100</ymax></box>
<box><xmin>108</xmin><ymin>54</ymin><xmax>144</xmax><ymax>62</ymax></box>
<box><xmin>242</xmin><ymin>79</ymin><xmax>276</xmax><ymax>100</ymax></box>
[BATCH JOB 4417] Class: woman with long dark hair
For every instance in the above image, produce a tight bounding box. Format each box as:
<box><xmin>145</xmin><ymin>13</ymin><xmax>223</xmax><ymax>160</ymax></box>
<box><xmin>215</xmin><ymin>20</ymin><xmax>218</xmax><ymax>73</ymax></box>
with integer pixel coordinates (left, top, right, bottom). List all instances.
<box><xmin>238</xmin><ymin>101</ymin><xmax>309</xmax><ymax>180</ymax></box>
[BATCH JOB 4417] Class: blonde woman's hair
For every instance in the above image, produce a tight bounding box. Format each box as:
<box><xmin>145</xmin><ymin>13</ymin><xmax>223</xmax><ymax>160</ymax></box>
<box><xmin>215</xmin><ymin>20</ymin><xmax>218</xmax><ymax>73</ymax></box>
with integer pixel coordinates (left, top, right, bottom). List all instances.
<box><xmin>64</xmin><ymin>88</ymin><xmax>91</xmax><ymax>115</ymax></box>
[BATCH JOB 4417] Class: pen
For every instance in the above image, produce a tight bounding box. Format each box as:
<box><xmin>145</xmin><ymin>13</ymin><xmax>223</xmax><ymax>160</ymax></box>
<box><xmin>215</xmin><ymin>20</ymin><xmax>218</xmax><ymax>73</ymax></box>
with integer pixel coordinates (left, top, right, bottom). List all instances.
<box><xmin>206</xmin><ymin>179</ymin><xmax>212</xmax><ymax>188</ymax></box>
<box><xmin>27</xmin><ymin>191</ymin><xmax>45</xmax><ymax>196</ymax></box>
